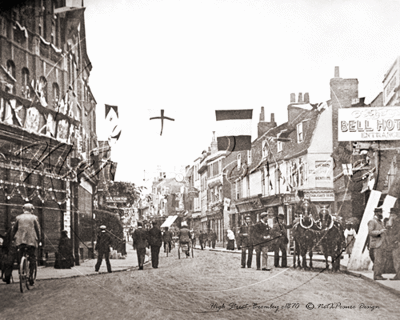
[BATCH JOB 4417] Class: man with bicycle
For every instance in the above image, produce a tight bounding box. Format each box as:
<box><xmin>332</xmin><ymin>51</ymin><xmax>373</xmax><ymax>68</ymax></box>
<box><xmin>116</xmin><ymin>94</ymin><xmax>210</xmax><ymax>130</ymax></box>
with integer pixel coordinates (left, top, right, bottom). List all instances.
<box><xmin>12</xmin><ymin>203</ymin><xmax>41</xmax><ymax>286</ymax></box>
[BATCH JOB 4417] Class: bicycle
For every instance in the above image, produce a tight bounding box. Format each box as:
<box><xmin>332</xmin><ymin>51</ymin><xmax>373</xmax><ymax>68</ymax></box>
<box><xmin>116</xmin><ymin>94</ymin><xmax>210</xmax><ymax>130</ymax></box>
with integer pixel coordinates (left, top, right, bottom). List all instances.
<box><xmin>18</xmin><ymin>246</ymin><xmax>37</xmax><ymax>293</ymax></box>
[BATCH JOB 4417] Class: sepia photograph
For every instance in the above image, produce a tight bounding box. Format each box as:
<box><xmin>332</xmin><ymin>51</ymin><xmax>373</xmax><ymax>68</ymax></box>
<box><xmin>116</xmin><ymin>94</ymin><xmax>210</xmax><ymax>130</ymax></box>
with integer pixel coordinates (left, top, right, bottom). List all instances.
<box><xmin>1</xmin><ymin>0</ymin><xmax>400</xmax><ymax>319</ymax></box>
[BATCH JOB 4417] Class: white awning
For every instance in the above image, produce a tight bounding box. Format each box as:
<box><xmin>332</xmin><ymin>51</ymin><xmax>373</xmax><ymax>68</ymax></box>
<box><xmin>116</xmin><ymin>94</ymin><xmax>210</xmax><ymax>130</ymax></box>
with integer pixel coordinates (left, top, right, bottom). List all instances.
<box><xmin>161</xmin><ymin>215</ymin><xmax>178</xmax><ymax>228</ymax></box>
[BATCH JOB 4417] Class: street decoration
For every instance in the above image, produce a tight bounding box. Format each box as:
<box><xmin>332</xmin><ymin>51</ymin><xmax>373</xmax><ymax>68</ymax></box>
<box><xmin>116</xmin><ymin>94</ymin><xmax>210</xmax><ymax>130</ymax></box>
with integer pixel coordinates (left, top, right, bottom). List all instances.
<box><xmin>215</xmin><ymin>109</ymin><xmax>253</xmax><ymax>152</ymax></box>
<box><xmin>149</xmin><ymin>109</ymin><xmax>175</xmax><ymax>136</ymax></box>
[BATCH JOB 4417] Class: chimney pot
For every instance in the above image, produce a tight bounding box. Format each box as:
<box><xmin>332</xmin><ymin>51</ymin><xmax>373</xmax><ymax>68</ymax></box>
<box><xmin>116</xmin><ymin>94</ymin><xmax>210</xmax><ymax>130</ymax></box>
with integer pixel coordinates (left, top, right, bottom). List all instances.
<box><xmin>290</xmin><ymin>93</ymin><xmax>296</xmax><ymax>103</ymax></box>
<box><xmin>271</xmin><ymin>113</ymin><xmax>275</xmax><ymax>122</ymax></box>
<box><xmin>304</xmin><ymin>92</ymin><xmax>310</xmax><ymax>103</ymax></box>
<box><xmin>298</xmin><ymin>93</ymin><xmax>303</xmax><ymax>103</ymax></box>
<box><xmin>260</xmin><ymin>107</ymin><xmax>265</xmax><ymax>121</ymax></box>
<box><xmin>334</xmin><ymin>66</ymin><xmax>340</xmax><ymax>78</ymax></box>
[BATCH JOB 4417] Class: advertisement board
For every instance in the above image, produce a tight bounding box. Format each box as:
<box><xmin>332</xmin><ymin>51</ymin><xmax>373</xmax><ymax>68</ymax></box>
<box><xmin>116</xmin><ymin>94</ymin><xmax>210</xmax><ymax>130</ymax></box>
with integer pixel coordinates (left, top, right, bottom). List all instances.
<box><xmin>338</xmin><ymin>107</ymin><xmax>400</xmax><ymax>141</ymax></box>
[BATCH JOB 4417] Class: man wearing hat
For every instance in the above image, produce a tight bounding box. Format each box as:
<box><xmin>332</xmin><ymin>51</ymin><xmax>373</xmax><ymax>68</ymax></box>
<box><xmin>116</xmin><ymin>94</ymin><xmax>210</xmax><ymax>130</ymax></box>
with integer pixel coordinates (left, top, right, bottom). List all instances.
<box><xmin>272</xmin><ymin>214</ymin><xmax>292</xmax><ymax>268</ymax></box>
<box><xmin>95</xmin><ymin>225</ymin><xmax>112</xmax><ymax>273</ymax></box>
<box><xmin>132</xmin><ymin>221</ymin><xmax>148</xmax><ymax>270</ymax></box>
<box><xmin>368</xmin><ymin>207</ymin><xmax>387</xmax><ymax>280</ymax></box>
<box><xmin>386</xmin><ymin>207</ymin><xmax>400</xmax><ymax>280</ymax></box>
<box><xmin>12</xmin><ymin>203</ymin><xmax>41</xmax><ymax>285</ymax></box>
<box><xmin>148</xmin><ymin>221</ymin><xmax>162</xmax><ymax>268</ymax></box>
<box><xmin>177</xmin><ymin>221</ymin><xmax>192</xmax><ymax>257</ymax></box>
<box><xmin>253</xmin><ymin>212</ymin><xmax>272</xmax><ymax>271</ymax></box>
<box><xmin>238</xmin><ymin>214</ymin><xmax>254</xmax><ymax>268</ymax></box>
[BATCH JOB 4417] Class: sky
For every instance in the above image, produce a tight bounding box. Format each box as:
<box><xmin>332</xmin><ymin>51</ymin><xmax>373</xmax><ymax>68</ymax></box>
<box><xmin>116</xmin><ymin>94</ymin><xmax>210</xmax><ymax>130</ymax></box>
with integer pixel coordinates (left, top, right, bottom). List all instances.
<box><xmin>83</xmin><ymin>0</ymin><xmax>400</xmax><ymax>188</ymax></box>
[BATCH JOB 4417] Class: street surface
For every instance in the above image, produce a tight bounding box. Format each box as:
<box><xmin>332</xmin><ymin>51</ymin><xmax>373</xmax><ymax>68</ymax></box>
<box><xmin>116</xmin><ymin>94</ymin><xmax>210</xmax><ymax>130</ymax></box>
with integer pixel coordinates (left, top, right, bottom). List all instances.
<box><xmin>1</xmin><ymin>248</ymin><xmax>399</xmax><ymax>320</ymax></box>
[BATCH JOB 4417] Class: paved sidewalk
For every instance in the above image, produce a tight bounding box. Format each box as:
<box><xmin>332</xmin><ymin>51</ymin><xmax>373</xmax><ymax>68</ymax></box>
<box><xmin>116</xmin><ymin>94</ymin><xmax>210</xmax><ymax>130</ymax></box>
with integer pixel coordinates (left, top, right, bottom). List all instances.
<box><xmin>1</xmin><ymin>243</ymin><xmax>148</xmax><ymax>284</ymax></box>
<box><xmin>198</xmin><ymin>245</ymin><xmax>400</xmax><ymax>296</ymax></box>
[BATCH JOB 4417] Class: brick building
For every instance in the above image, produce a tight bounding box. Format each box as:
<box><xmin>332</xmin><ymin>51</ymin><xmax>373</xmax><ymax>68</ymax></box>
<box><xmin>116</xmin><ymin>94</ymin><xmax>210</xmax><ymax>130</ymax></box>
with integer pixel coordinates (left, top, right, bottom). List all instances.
<box><xmin>0</xmin><ymin>1</ymin><xmax>98</xmax><ymax>264</ymax></box>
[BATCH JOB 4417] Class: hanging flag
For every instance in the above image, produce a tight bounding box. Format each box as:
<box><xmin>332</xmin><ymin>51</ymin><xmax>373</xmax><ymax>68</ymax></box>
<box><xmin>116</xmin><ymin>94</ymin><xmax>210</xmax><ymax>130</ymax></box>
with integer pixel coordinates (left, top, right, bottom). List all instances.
<box><xmin>215</xmin><ymin>109</ymin><xmax>253</xmax><ymax>152</ymax></box>
<box><xmin>342</xmin><ymin>164</ymin><xmax>353</xmax><ymax>176</ymax></box>
<box><xmin>105</xmin><ymin>104</ymin><xmax>121</xmax><ymax>143</ymax></box>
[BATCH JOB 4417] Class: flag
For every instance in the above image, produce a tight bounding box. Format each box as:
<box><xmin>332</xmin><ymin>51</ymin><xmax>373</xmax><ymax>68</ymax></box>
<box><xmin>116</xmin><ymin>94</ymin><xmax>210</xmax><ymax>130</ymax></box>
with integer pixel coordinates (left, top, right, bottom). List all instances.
<box><xmin>105</xmin><ymin>104</ymin><xmax>121</xmax><ymax>143</ymax></box>
<box><xmin>215</xmin><ymin>109</ymin><xmax>253</xmax><ymax>152</ymax></box>
<box><xmin>65</xmin><ymin>7</ymin><xmax>85</xmax><ymax>41</ymax></box>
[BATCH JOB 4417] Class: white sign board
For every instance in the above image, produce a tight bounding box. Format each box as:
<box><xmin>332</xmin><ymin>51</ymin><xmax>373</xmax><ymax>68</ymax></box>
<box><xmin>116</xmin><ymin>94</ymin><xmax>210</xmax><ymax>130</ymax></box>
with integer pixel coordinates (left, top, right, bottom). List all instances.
<box><xmin>338</xmin><ymin>106</ymin><xmax>400</xmax><ymax>141</ymax></box>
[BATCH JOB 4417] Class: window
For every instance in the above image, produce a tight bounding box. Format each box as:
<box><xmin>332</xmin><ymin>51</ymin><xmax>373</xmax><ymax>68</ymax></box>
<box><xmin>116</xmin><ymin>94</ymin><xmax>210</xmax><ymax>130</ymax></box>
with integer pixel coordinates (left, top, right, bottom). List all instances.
<box><xmin>297</xmin><ymin>123</ymin><xmax>303</xmax><ymax>143</ymax></box>
<box><xmin>277</xmin><ymin>141</ymin><xmax>282</xmax><ymax>152</ymax></box>
<box><xmin>6</xmin><ymin>60</ymin><xmax>15</xmax><ymax>79</ymax></box>
<box><xmin>52</xmin><ymin>83</ymin><xmax>60</xmax><ymax>106</ymax></box>
<box><xmin>213</xmin><ymin>161</ymin><xmax>218</xmax><ymax>176</ymax></box>
<box><xmin>38</xmin><ymin>76</ymin><xmax>48</xmax><ymax>103</ymax></box>
<box><xmin>237</xmin><ymin>153</ymin><xmax>241</xmax><ymax>168</ymax></box>
<box><xmin>262</xmin><ymin>140</ymin><xmax>268</xmax><ymax>158</ymax></box>
<box><xmin>21</xmin><ymin>68</ymin><xmax>30</xmax><ymax>99</ymax></box>
<box><xmin>247</xmin><ymin>150</ymin><xmax>252</xmax><ymax>165</ymax></box>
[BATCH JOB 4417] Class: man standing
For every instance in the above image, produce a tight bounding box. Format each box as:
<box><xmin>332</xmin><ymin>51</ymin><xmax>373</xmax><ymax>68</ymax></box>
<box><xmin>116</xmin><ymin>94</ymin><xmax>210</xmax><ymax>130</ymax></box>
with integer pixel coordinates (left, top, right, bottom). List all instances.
<box><xmin>177</xmin><ymin>221</ymin><xmax>192</xmax><ymax>257</ymax></box>
<box><xmin>209</xmin><ymin>229</ymin><xmax>217</xmax><ymax>249</ymax></box>
<box><xmin>12</xmin><ymin>203</ymin><xmax>41</xmax><ymax>285</ymax></box>
<box><xmin>199</xmin><ymin>230</ymin><xmax>204</xmax><ymax>250</ymax></box>
<box><xmin>272</xmin><ymin>214</ymin><xmax>291</xmax><ymax>268</ymax></box>
<box><xmin>253</xmin><ymin>212</ymin><xmax>272</xmax><ymax>271</ymax></box>
<box><xmin>368</xmin><ymin>207</ymin><xmax>387</xmax><ymax>280</ymax></box>
<box><xmin>239</xmin><ymin>215</ymin><xmax>254</xmax><ymax>268</ymax></box>
<box><xmin>95</xmin><ymin>225</ymin><xmax>112</xmax><ymax>273</ymax></box>
<box><xmin>132</xmin><ymin>222</ymin><xmax>148</xmax><ymax>270</ymax></box>
<box><xmin>148</xmin><ymin>221</ymin><xmax>162</xmax><ymax>268</ymax></box>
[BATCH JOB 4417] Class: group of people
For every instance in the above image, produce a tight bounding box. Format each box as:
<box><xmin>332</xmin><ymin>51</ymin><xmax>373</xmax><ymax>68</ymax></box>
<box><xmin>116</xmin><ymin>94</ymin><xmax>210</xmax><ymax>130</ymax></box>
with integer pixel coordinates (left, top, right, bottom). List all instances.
<box><xmin>368</xmin><ymin>206</ymin><xmax>400</xmax><ymax>281</ymax></box>
<box><xmin>129</xmin><ymin>220</ymin><xmax>193</xmax><ymax>270</ymax></box>
<box><xmin>237</xmin><ymin>212</ymin><xmax>291</xmax><ymax>271</ymax></box>
<box><xmin>197</xmin><ymin>230</ymin><xmax>217</xmax><ymax>249</ymax></box>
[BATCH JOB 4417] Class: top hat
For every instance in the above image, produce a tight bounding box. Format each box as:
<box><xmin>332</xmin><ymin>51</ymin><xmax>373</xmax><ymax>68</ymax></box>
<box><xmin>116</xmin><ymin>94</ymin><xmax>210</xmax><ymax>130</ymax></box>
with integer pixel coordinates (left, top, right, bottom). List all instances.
<box><xmin>374</xmin><ymin>207</ymin><xmax>383</xmax><ymax>213</ymax></box>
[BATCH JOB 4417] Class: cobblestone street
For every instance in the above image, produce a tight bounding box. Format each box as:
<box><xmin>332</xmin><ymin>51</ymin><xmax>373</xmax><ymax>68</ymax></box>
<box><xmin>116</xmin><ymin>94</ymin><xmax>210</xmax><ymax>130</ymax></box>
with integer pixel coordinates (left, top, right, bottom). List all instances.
<box><xmin>1</xmin><ymin>249</ymin><xmax>400</xmax><ymax>320</ymax></box>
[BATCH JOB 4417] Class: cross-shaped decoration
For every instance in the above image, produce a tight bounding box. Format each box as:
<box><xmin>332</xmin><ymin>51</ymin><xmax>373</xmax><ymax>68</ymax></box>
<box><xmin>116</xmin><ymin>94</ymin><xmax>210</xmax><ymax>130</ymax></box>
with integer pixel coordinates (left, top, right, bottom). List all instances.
<box><xmin>150</xmin><ymin>109</ymin><xmax>175</xmax><ymax>136</ymax></box>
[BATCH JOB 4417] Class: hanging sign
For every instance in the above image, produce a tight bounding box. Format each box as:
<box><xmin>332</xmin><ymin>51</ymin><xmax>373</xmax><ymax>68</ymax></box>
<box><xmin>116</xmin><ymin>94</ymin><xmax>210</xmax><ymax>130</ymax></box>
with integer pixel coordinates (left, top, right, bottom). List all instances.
<box><xmin>339</xmin><ymin>106</ymin><xmax>400</xmax><ymax>141</ymax></box>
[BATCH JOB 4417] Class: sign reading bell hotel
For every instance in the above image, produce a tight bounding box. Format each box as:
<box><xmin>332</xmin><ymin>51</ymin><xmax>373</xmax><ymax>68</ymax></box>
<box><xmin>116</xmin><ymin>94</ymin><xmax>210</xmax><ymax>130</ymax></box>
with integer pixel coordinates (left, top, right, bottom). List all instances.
<box><xmin>339</xmin><ymin>106</ymin><xmax>400</xmax><ymax>141</ymax></box>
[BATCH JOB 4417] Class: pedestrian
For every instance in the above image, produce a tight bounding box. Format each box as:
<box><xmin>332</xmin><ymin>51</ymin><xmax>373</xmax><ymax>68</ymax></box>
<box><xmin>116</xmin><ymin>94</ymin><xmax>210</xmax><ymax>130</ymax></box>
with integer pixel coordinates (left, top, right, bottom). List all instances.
<box><xmin>226</xmin><ymin>229</ymin><xmax>235</xmax><ymax>250</ymax></box>
<box><xmin>162</xmin><ymin>227</ymin><xmax>173</xmax><ymax>254</ymax></box>
<box><xmin>177</xmin><ymin>221</ymin><xmax>192</xmax><ymax>257</ymax></box>
<box><xmin>206</xmin><ymin>230</ymin><xmax>211</xmax><ymax>248</ymax></box>
<box><xmin>148</xmin><ymin>221</ymin><xmax>162</xmax><ymax>268</ymax></box>
<box><xmin>190</xmin><ymin>229</ymin><xmax>196</xmax><ymax>248</ymax></box>
<box><xmin>272</xmin><ymin>214</ymin><xmax>291</xmax><ymax>268</ymax></box>
<box><xmin>368</xmin><ymin>207</ymin><xmax>387</xmax><ymax>280</ymax></box>
<box><xmin>199</xmin><ymin>230</ymin><xmax>204</xmax><ymax>250</ymax></box>
<box><xmin>132</xmin><ymin>221</ymin><xmax>148</xmax><ymax>270</ymax></box>
<box><xmin>1</xmin><ymin>218</ymin><xmax>17</xmax><ymax>284</ymax></box>
<box><xmin>253</xmin><ymin>212</ymin><xmax>272</xmax><ymax>271</ymax></box>
<box><xmin>54</xmin><ymin>230</ymin><xmax>74</xmax><ymax>269</ymax></box>
<box><xmin>344</xmin><ymin>222</ymin><xmax>356</xmax><ymax>258</ymax></box>
<box><xmin>239</xmin><ymin>214</ymin><xmax>254</xmax><ymax>268</ymax></box>
<box><xmin>95</xmin><ymin>225</ymin><xmax>112</xmax><ymax>273</ymax></box>
<box><xmin>209</xmin><ymin>229</ymin><xmax>217</xmax><ymax>249</ymax></box>
<box><xmin>12</xmin><ymin>203</ymin><xmax>41</xmax><ymax>285</ymax></box>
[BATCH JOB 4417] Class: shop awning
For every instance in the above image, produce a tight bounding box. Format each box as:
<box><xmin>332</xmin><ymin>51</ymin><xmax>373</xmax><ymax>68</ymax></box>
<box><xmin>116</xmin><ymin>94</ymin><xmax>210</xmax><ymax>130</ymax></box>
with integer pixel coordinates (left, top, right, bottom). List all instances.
<box><xmin>160</xmin><ymin>215</ymin><xmax>178</xmax><ymax>228</ymax></box>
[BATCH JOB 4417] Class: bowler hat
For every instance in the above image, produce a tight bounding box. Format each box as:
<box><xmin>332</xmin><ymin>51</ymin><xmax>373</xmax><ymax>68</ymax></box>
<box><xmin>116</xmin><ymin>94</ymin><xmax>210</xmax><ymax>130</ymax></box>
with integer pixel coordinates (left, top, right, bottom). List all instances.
<box><xmin>137</xmin><ymin>221</ymin><xmax>143</xmax><ymax>227</ymax></box>
<box><xmin>390</xmin><ymin>207</ymin><xmax>400</xmax><ymax>215</ymax></box>
<box><xmin>374</xmin><ymin>207</ymin><xmax>383</xmax><ymax>213</ymax></box>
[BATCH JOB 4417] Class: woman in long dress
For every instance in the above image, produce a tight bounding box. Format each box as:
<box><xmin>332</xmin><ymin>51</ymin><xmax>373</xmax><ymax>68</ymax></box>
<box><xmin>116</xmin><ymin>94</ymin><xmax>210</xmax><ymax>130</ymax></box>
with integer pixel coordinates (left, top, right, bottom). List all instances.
<box><xmin>344</xmin><ymin>222</ymin><xmax>356</xmax><ymax>258</ymax></box>
<box><xmin>226</xmin><ymin>229</ymin><xmax>235</xmax><ymax>250</ymax></box>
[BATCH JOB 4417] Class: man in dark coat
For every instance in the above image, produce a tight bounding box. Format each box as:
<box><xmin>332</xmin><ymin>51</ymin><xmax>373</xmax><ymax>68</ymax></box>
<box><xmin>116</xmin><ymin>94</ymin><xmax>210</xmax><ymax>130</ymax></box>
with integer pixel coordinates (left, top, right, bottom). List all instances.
<box><xmin>239</xmin><ymin>215</ymin><xmax>254</xmax><ymax>268</ymax></box>
<box><xmin>368</xmin><ymin>207</ymin><xmax>387</xmax><ymax>280</ymax></box>
<box><xmin>132</xmin><ymin>221</ymin><xmax>148</xmax><ymax>270</ymax></box>
<box><xmin>209</xmin><ymin>229</ymin><xmax>217</xmax><ymax>249</ymax></box>
<box><xmin>272</xmin><ymin>214</ymin><xmax>292</xmax><ymax>268</ymax></box>
<box><xmin>199</xmin><ymin>230</ymin><xmax>205</xmax><ymax>250</ymax></box>
<box><xmin>162</xmin><ymin>227</ymin><xmax>173</xmax><ymax>253</ymax></box>
<box><xmin>1</xmin><ymin>219</ymin><xmax>17</xmax><ymax>284</ymax></box>
<box><xmin>253</xmin><ymin>212</ymin><xmax>272</xmax><ymax>271</ymax></box>
<box><xmin>177</xmin><ymin>221</ymin><xmax>192</xmax><ymax>257</ymax></box>
<box><xmin>385</xmin><ymin>207</ymin><xmax>400</xmax><ymax>280</ymax></box>
<box><xmin>148</xmin><ymin>221</ymin><xmax>162</xmax><ymax>268</ymax></box>
<box><xmin>95</xmin><ymin>225</ymin><xmax>112</xmax><ymax>273</ymax></box>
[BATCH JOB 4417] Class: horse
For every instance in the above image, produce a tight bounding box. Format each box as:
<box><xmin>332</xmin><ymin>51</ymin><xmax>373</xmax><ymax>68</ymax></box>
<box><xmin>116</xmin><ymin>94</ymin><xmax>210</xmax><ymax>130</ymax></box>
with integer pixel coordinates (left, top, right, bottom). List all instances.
<box><xmin>319</xmin><ymin>209</ymin><xmax>345</xmax><ymax>272</ymax></box>
<box><xmin>292</xmin><ymin>199</ymin><xmax>320</xmax><ymax>269</ymax></box>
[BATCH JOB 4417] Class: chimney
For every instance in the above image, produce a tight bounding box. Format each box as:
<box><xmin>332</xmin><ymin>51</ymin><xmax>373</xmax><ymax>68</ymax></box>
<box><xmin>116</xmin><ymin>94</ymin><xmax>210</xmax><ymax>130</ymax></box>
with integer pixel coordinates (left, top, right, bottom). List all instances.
<box><xmin>211</xmin><ymin>131</ymin><xmax>218</xmax><ymax>154</ymax></box>
<box><xmin>334</xmin><ymin>66</ymin><xmax>340</xmax><ymax>78</ymax></box>
<box><xmin>260</xmin><ymin>107</ymin><xmax>265</xmax><ymax>121</ymax></box>
<box><xmin>304</xmin><ymin>92</ymin><xmax>310</xmax><ymax>103</ymax></box>
<box><xmin>258</xmin><ymin>110</ymin><xmax>277</xmax><ymax>138</ymax></box>
<box><xmin>298</xmin><ymin>93</ymin><xmax>303</xmax><ymax>103</ymax></box>
<box><xmin>290</xmin><ymin>93</ymin><xmax>296</xmax><ymax>103</ymax></box>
